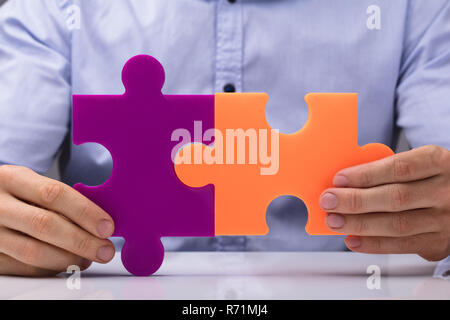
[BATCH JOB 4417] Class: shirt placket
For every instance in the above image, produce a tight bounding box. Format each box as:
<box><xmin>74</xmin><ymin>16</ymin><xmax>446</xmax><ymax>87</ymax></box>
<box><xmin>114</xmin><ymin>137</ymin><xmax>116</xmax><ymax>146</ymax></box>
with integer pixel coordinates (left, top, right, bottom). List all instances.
<box><xmin>215</xmin><ymin>0</ymin><xmax>243</xmax><ymax>93</ymax></box>
<box><xmin>214</xmin><ymin>0</ymin><xmax>247</xmax><ymax>251</ymax></box>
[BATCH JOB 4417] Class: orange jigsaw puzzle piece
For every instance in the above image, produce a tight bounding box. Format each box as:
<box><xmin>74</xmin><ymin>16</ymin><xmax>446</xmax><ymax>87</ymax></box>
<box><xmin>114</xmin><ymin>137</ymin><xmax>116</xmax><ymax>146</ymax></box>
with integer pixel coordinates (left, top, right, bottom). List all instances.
<box><xmin>175</xmin><ymin>93</ymin><xmax>394</xmax><ymax>236</ymax></box>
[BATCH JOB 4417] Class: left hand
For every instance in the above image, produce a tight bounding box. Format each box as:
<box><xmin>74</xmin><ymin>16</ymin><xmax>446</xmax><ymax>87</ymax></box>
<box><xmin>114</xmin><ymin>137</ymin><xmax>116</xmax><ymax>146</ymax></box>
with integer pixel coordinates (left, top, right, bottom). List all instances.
<box><xmin>319</xmin><ymin>145</ymin><xmax>450</xmax><ymax>261</ymax></box>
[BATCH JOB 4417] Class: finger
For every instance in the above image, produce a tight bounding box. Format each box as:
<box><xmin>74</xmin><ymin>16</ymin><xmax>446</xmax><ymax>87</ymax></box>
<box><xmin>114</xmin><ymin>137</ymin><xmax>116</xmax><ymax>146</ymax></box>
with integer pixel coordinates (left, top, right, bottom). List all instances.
<box><xmin>0</xmin><ymin>227</ymin><xmax>91</xmax><ymax>272</ymax></box>
<box><xmin>0</xmin><ymin>253</ymin><xmax>58</xmax><ymax>277</ymax></box>
<box><xmin>320</xmin><ymin>177</ymin><xmax>439</xmax><ymax>214</ymax></box>
<box><xmin>344</xmin><ymin>234</ymin><xmax>449</xmax><ymax>260</ymax></box>
<box><xmin>0</xmin><ymin>165</ymin><xmax>114</xmax><ymax>239</ymax></box>
<box><xmin>325</xmin><ymin>209</ymin><xmax>441</xmax><ymax>237</ymax></box>
<box><xmin>333</xmin><ymin>145</ymin><xmax>448</xmax><ymax>188</ymax></box>
<box><xmin>0</xmin><ymin>196</ymin><xmax>115</xmax><ymax>263</ymax></box>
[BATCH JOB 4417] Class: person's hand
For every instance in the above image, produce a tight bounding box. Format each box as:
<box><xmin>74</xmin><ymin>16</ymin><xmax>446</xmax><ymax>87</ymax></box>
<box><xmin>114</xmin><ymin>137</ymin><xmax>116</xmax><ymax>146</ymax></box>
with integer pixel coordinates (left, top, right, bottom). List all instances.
<box><xmin>0</xmin><ymin>165</ymin><xmax>115</xmax><ymax>276</ymax></box>
<box><xmin>320</xmin><ymin>145</ymin><xmax>450</xmax><ymax>261</ymax></box>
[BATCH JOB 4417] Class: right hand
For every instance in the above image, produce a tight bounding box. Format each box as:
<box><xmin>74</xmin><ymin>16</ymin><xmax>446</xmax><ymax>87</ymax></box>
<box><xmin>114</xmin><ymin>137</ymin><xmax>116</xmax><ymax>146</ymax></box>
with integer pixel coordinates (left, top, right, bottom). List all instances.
<box><xmin>0</xmin><ymin>165</ymin><xmax>115</xmax><ymax>277</ymax></box>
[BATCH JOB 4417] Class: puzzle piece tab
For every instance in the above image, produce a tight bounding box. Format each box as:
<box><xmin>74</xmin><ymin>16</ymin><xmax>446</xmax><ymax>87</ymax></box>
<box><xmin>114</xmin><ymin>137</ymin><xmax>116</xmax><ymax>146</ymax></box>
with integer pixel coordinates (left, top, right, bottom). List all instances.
<box><xmin>72</xmin><ymin>55</ymin><xmax>215</xmax><ymax>276</ymax></box>
<box><xmin>73</xmin><ymin>54</ymin><xmax>394</xmax><ymax>276</ymax></box>
<box><xmin>175</xmin><ymin>93</ymin><xmax>394</xmax><ymax>236</ymax></box>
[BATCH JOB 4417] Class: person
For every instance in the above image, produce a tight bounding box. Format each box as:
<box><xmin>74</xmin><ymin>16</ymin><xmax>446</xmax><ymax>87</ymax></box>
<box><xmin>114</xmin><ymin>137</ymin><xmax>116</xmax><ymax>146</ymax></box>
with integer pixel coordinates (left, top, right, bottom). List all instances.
<box><xmin>0</xmin><ymin>0</ymin><xmax>448</xmax><ymax>277</ymax></box>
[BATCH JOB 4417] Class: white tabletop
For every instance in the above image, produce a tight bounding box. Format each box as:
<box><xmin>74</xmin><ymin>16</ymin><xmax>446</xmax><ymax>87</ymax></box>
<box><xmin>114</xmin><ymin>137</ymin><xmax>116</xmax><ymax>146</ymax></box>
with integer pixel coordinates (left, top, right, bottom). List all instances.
<box><xmin>0</xmin><ymin>252</ymin><xmax>448</xmax><ymax>300</ymax></box>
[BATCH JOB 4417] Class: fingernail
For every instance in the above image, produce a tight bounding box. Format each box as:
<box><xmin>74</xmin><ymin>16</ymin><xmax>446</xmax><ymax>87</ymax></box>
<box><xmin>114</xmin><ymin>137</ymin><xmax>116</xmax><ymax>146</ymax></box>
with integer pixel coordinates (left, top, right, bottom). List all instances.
<box><xmin>320</xmin><ymin>192</ymin><xmax>338</xmax><ymax>210</ymax></box>
<box><xmin>97</xmin><ymin>219</ymin><xmax>114</xmax><ymax>238</ymax></box>
<box><xmin>326</xmin><ymin>213</ymin><xmax>345</xmax><ymax>229</ymax></box>
<box><xmin>346</xmin><ymin>236</ymin><xmax>361</xmax><ymax>248</ymax></box>
<box><xmin>97</xmin><ymin>245</ymin><xmax>115</xmax><ymax>262</ymax></box>
<box><xmin>333</xmin><ymin>174</ymin><xmax>349</xmax><ymax>187</ymax></box>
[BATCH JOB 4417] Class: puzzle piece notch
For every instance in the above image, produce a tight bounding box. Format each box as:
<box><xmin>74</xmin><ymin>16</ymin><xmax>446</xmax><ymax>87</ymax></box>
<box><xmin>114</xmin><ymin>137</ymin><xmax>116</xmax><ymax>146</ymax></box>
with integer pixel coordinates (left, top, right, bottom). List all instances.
<box><xmin>175</xmin><ymin>92</ymin><xmax>394</xmax><ymax>236</ymax></box>
<box><xmin>73</xmin><ymin>55</ymin><xmax>215</xmax><ymax>276</ymax></box>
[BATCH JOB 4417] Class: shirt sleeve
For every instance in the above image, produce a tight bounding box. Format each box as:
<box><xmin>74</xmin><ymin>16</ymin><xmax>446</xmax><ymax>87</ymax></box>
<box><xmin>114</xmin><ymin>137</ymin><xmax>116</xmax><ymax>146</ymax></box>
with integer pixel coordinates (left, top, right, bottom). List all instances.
<box><xmin>396</xmin><ymin>0</ymin><xmax>450</xmax><ymax>149</ymax></box>
<box><xmin>0</xmin><ymin>0</ymin><xmax>72</xmax><ymax>173</ymax></box>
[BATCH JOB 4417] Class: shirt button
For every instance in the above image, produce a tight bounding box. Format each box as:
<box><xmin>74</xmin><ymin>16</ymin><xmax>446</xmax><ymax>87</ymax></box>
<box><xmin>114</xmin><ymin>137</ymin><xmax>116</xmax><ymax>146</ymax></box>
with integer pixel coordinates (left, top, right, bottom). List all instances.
<box><xmin>223</xmin><ymin>83</ymin><xmax>236</xmax><ymax>93</ymax></box>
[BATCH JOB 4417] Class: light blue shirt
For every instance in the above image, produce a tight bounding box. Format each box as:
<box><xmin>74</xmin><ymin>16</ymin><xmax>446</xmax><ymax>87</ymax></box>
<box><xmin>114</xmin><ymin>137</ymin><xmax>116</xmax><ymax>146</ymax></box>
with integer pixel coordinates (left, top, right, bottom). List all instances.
<box><xmin>0</xmin><ymin>0</ymin><xmax>449</xmax><ymax>252</ymax></box>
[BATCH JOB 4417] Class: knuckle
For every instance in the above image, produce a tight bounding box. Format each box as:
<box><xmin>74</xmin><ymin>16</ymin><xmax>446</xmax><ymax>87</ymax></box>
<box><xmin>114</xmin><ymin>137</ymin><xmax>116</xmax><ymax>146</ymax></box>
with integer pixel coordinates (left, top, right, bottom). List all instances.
<box><xmin>391</xmin><ymin>213</ymin><xmax>412</xmax><ymax>235</ymax></box>
<box><xmin>443</xmin><ymin>149</ymin><xmax>450</xmax><ymax>171</ymax></box>
<box><xmin>445</xmin><ymin>184</ymin><xmax>450</xmax><ymax>206</ymax></box>
<box><xmin>354</xmin><ymin>217</ymin><xmax>369</xmax><ymax>235</ymax></box>
<box><xmin>390</xmin><ymin>184</ymin><xmax>409</xmax><ymax>211</ymax></box>
<box><xmin>19</xmin><ymin>240</ymin><xmax>41</xmax><ymax>265</ymax></box>
<box><xmin>399</xmin><ymin>236</ymin><xmax>420</xmax><ymax>253</ymax></box>
<box><xmin>359</xmin><ymin>168</ymin><xmax>372</xmax><ymax>187</ymax></box>
<box><xmin>393</xmin><ymin>156</ymin><xmax>411</xmax><ymax>181</ymax></box>
<box><xmin>349</xmin><ymin>190</ymin><xmax>364</xmax><ymax>212</ymax></box>
<box><xmin>0</xmin><ymin>198</ymin><xmax>7</xmax><ymax>216</ymax></box>
<box><xmin>371</xmin><ymin>237</ymin><xmax>383</xmax><ymax>252</ymax></box>
<box><xmin>399</xmin><ymin>237</ymin><xmax>412</xmax><ymax>252</ymax></box>
<box><xmin>30</xmin><ymin>211</ymin><xmax>53</xmax><ymax>236</ymax></box>
<box><xmin>74</xmin><ymin>235</ymin><xmax>91</xmax><ymax>256</ymax></box>
<box><xmin>39</xmin><ymin>182</ymin><xmax>63</xmax><ymax>205</ymax></box>
<box><xmin>426</xmin><ymin>145</ymin><xmax>446</xmax><ymax>169</ymax></box>
<box><xmin>434</xmin><ymin>177</ymin><xmax>450</xmax><ymax>206</ymax></box>
<box><xmin>0</xmin><ymin>165</ymin><xmax>16</xmax><ymax>181</ymax></box>
<box><xmin>0</xmin><ymin>165</ymin><xmax>32</xmax><ymax>176</ymax></box>
<box><xmin>0</xmin><ymin>166</ymin><xmax>34</xmax><ymax>190</ymax></box>
<box><xmin>76</xmin><ymin>201</ymin><xmax>91</xmax><ymax>222</ymax></box>
<box><xmin>431</xmin><ymin>210</ymin><xmax>445</xmax><ymax>232</ymax></box>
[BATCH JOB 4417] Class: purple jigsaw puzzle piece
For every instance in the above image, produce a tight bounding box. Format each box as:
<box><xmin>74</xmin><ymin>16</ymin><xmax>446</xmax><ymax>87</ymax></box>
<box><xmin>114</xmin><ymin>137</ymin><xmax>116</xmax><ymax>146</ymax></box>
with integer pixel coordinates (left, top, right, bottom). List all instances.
<box><xmin>72</xmin><ymin>55</ymin><xmax>215</xmax><ymax>276</ymax></box>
